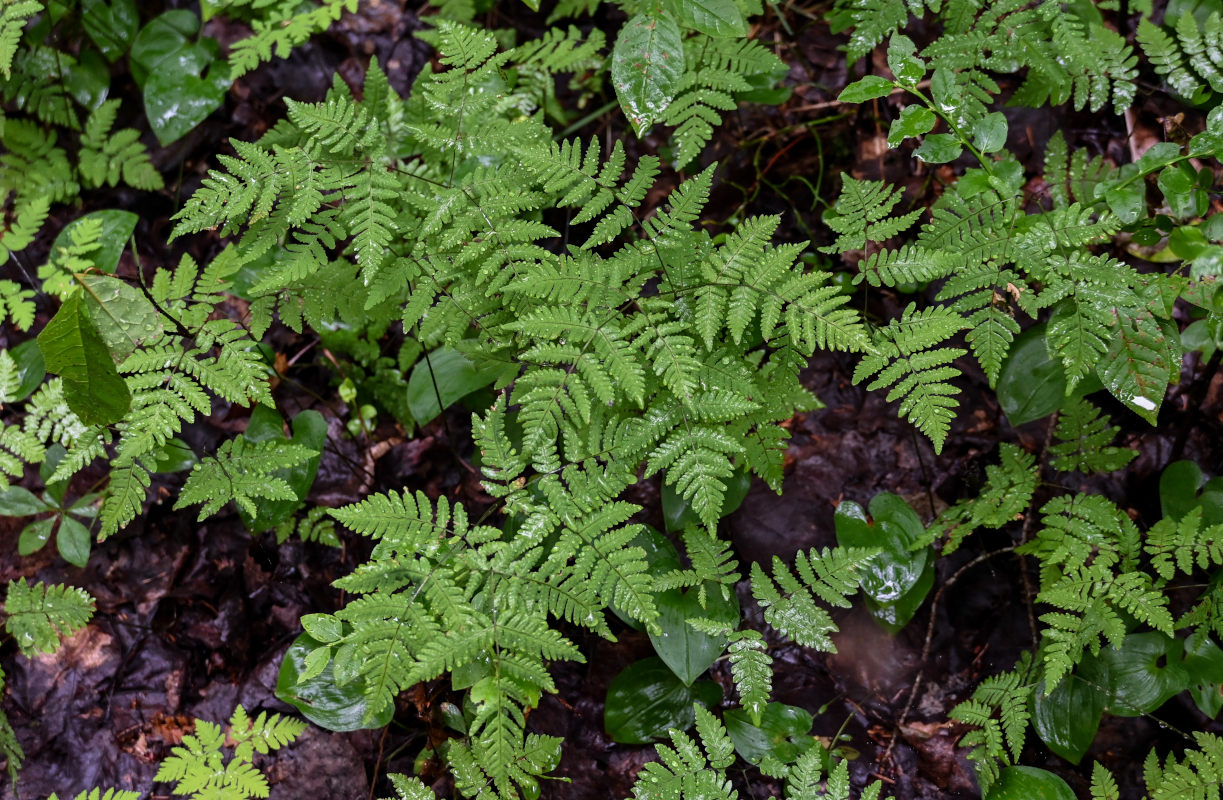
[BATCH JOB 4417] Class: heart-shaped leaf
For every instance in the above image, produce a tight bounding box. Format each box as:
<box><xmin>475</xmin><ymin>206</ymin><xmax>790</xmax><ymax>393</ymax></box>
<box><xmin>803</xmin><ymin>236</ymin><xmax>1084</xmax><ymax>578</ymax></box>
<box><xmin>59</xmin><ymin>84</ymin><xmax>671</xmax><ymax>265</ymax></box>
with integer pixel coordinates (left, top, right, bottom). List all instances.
<box><xmin>605</xmin><ymin>657</ymin><xmax>722</xmax><ymax>743</ymax></box>
<box><xmin>1032</xmin><ymin>673</ymin><xmax>1106</xmax><ymax>764</ymax></box>
<box><xmin>724</xmin><ymin>703</ymin><xmax>816</xmax><ymax>765</ymax></box>
<box><xmin>649</xmin><ymin>581</ymin><xmax>739</xmax><ymax>685</ymax></box>
<box><xmin>81</xmin><ymin>0</ymin><xmax>139</xmax><ymax>61</ymax></box>
<box><xmin>834</xmin><ymin>493</ymin><xmax>931</xmax><ymax>631</ymax></box>
<box><xmin>276</xmin><ymin>633</ymin><xmax>394</xmax><ymax>732</ymax></box>
<box><xmin>985</xmin><ymin>767</ymin><xmax>1076</xmax><ymax>800</ymax></box>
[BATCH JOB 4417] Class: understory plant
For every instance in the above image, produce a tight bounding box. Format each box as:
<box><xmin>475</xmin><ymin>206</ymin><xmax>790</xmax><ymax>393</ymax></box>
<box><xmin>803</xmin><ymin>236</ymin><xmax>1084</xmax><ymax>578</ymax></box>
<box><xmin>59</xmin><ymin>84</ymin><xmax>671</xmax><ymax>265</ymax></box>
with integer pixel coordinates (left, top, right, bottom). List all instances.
<box><xmin>3</xmin><ymin>0</ymin><xmax>1223</xmax><ymax>798</ymax></box>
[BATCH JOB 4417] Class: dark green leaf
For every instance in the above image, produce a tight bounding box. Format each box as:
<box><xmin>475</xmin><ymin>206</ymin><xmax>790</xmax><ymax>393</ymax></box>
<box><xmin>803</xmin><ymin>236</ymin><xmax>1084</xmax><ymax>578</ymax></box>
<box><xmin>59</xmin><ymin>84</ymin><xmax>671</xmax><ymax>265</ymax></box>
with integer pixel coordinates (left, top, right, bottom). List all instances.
<box><xmin>838</xmin><ymin>75</ymin><xmax>894</xmax><ymax>104</ymax></box>
<box><xmin>604</xmin><ymin>657</ymin><xmax>722</xmax><ymax>743</ymax></box>
<box><xmin>665</xmin><ymin>0</ymin><xmax>746</xmax><ymax>37</ymax></box>
<box><xmin>985</xmin><ymin>767</ymin><xmax>1076</xmax><ymax>800</ymax></box>
<box><xmin>37</xmin><ymin>290</ymin><xmax>131</xmax><ymax>426</ymax></box>
<box><xmin>152</xmin><ymin>438</ymin><xmax>198</xmax><ymax>474</ymax></box>
<box><xmin>913</xmin><ymin>133</ymin><xmax>963</xmax><ymax>164</ymax></box>
<box><xmin>663</xmin><ymin>469</ymin><xmax>750</xmax><ymax>532</ymax></box>
<box><xmin>887</xmin><ymin>105</ymin><xmax>936</xmax><ymax>147</ymax></box>
<box><xmin>57</xmin><ymin>516</ymin><xmax>91</xmax><ymax>568</ymax></box>
<box><xmin>0</xmin><ymin>487</ymin><xmax>48</xmax><ymax>517</ymax></box>
<box><xmin>1093</xmin><ymin>633</ymin><xmax>1190</xmax><ymax>717</ymax></box>
<box><xmin>9</xmin><ymin>340</ymin><xmax>46</xmax><ymax>403</ymax></box>
<box><xmin>834</xmin><ymin>493</ymin><xmax>931</xmax><ymax>632</ymax></box>
<box><xmin>407</xmin><ymin>348</ymin><xmax>506</xmax><ymax>424</ymax></box>
<box><xmin>723</xmin><ymin>703</ymin><xmax>815</xmax><ymax>765</ymax></box>
<box><xmin>1032</xmin><ymin>674</ymin><xmax>1105</xmax><ymax>764</ymax></box>
<box><xmin>51</xmin><ymin>210</ymin><xmax>138</xmax><ymax>275</ymax></box>
<box><xmin>1160</xmin><ymin>460</ymin><xmax>1223</xmax><ymax>525</ymax></box>
<box><xmin>276</xmin><ymin>633</ymin><xmax>394</xmax><ymax>732</ymax></box>
<box><xmin>999</xmin><ymin>324</ymin><xmax>1063</xmax><ymax>425</ymax></box>
<box><xmin>1184</xmin><ymin>630</ymin><xmax>1223</xmax><ymax>718</ymax></box>
<box><xmin>611</xmin><ymin>12</ymin><xmax>685</xmax><ymax>136</ymax></box>
<box><xmin>129</xmin><ymin>10</ymin><xmax>203</xmax><ymax>86</ymax></box>
<box><xmin>18</xmin><ymin>518</ymin><xmax>55</xmax><ymax>556</ymax></box>
<box><xmin>649</xmin><ymin>582</ymin><xmax>739</xmax><ymax>685</ymax></box>
<box><xmin>972</xmin><ymin>112</ymin><xmax>1008</xmax><ymax>153</ymax></box>
<box><xmin>81</xmin><ymin>0</ymin><xmax>139</xmax><ymax>61</ymax></box>
<box><xmin>78</xmin><ymin>274</ymin><xmax>164</xmax><ymax>361</ymax></box>
<box><xmin>1103</xmin><ymin>183</ymin><xmax>1145</xmax><ymax>224</ymax></box>
<box><xmin>612</xmin><ymin>526</ymin><xmax>680</xmax><ymax>631</ymax></box>
<box><xmin>66</xmin><ymin>48</ymin><xmax>111</xmax><ymax>109</ymax></box>
<box><xmin>886</xmin><ymin>35</ymin><xmax>926</xmax><ymax>84</ymax></box>
<box><xmin>238</xmin><ymin>407</ymin><xmax>326</xmax><ymax>533</ymax></box>
<box><xmin>143</xmin><ymin>60</ymin><xmax>229</xmax><ymax>146</ymax></box>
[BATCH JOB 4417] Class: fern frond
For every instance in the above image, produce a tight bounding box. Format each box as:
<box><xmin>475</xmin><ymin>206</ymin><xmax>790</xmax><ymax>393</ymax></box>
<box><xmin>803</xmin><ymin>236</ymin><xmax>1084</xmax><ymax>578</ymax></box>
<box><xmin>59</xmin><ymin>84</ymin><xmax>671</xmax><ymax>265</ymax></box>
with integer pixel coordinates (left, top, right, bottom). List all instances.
<box><xmin>750</xmin><ymin>546</ymin><xmax>876</xmax><ymax>651</ymax></box>
<box><xmin>3</xmin><ymin>578</ymin><xmax>95</xmax><ymax>657</ymax></box>
<box><xmin>853</xmin><ymin>304</ymin><xmax>966</xmax><ymax>452</ymax></box>
<box><xmin>1049</xmin><ymin>398</ymin><xmax>1137</xmax><ymax>474</ymax></box>
<box><xmin>175</xmin><ymin>438</ymin><xmax>318</xmax><ymax>520</ymax></box>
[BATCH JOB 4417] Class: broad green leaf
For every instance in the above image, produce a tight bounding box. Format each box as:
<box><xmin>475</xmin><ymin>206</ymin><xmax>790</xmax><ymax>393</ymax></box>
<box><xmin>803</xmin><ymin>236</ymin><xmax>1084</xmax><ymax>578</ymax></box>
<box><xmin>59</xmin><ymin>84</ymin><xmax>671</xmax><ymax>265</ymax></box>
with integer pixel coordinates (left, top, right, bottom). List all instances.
<box><xmin>886</xmin><ymin>35</ymin><xmax>926</xmax><ymax>84</ymax></box>
<box><xmin>1091</xmin><ymin>632</ymin><xmax>1190</xmax><ymax>717</ymax></box>
<box><xmin>612</xmin><ymin>526</ymin><xmax>680</xmax><ymax>631</ymax></box>
<box><xmin>276</xmin><ymin>633</ymin><xmax>394</xmax><ymax>732</ymax></box>
<box><xmin>1103</xmin><ymin>183</ymin><xmax>1144</xmax><ymax>224</ymax></box>
<box><xmin>887</xmin><ymin>105</ymin><xmax>936</xmax><ymax>147</ymax></box>
<box><xmin>662</xmin><ymin>469</ymin><xmax>750</xmax><ymax>532</ymax></box>
<box><xmin>0</xmin><ymin>487</ymin><xmax>47</xmax><ymax>516</ymax></box>
<box><xmin>57</xmin><ymin>516</ymin><xmax>92</xmax><ymax>568</ymax></box>
<box><xmin>51</xmin><ymin>210</ymin><xmax>138</xmax><ymax>275</ymax></box>
<box><xmin>838</xmin><ymin>75</ymin><xmax>894</xmax><ymax>103</ymax></box>
<box><xmin>649</xmin><ymin>582</ymin><xmax>739</xmax><ymax>685</ymax></box>
<box><xmin>130</xmin><ymin>11</ymin><xmax>228</xmax><ymax>145</ymax></box>
<box><xmin>972</xmin><ymin>112</ymin><xmax>1008</xmax><ymax>153</ymax></box>
<box><xmin>129</xmin><ymin>10</ymin><xmax>205</xmax><ymax>86</ymax></box>
<box><xmin>834</xmin><ymin>494</ymin><xmax>932</xmax><ymax>632</ymax></box>
<box><xmin>152</xmin><ymin>438</ymin><xmax>198</xmax><ymax>474</ymax></box>
<box><xmin>1097</xmin><ymin>311</ymin><xmax>1175</xmax><ymax>424</ymax></box>
<box><xmin>665</xmin><ymin>0</ymin><xmax>746</xmax><ymax>37</ymax></box>
<box><xmin>66</xmin><ymin>48</ymin><xmax>111</xmax><ymax>109</ymax></box>
<box><xmin>143</xmin><ymin>61</ymin><xmax>229</xmax><ymax>146</ymax></box>
<box><xmin>1159</xmin><ymin>460</ymin><xmax>1223</xmax><ymax>525</ymax></box>
<box><xmin>998</xmin><ymin>324</ymin><xmax>1099</xmax><ymax>425</ymax></box>
<box><xmin>1184</xmin><ymin>630</ymin><xmax>1223</xmax><ymax>718</ymax></box>
<box><xmin>611</xmin><ymin>12</ymin><xmax>685</xmax><ymax>136</ymax></box>
<box><xmin>237</xmin><ymin>407</ymin><xmax>326</xmax><ymax>533</ymax></box>
<box><xmin>985</xmin><ymin>767</ymin><xmax>1076</xmax><ymax>800</ymax></box>
<box><xmin>37</xmin><ymin>290</ymin><xmax>131</xmax><ymax>426</ymax></box>
<box><xmin>1032</xmin><ymin>674</ymin><xmax>1106</xmax><ymax>764</ymax></box>
<box><xmin>913</xmin><ymin>133</ymin><xmax>963</xmax><ymax>164</ymax></box>
<box><xmin>407</xmin><ymin>347</ymin><xmax>507</xmax><ymax>424</ymax></box>
<box><xmin>81</xmin><ymin>0</ymin><xmax>139</xmax><ymax>61</ymax></box>
<box><xmin>723</xmin><ymin>703</ymin><xmax>816</xmax><ymax>765</ymax></box>
<box><xmin>78</xmin><ymin>274</ymin><xmax>163</xmax><ymax>361</ymax></box>
<box><xmin>8</xmin><ymin>340</ymin><xmax>46</xmax><ymax>403</ymax></box>
<box><xmin>18</xmin><ymin>517</ymin><xmax>55</xmax><ymax>556</ymax></box>
<box><xmin>604</xmin><ymin>657</ymin><xmax>722</xmax><ymax>743</ymax></box>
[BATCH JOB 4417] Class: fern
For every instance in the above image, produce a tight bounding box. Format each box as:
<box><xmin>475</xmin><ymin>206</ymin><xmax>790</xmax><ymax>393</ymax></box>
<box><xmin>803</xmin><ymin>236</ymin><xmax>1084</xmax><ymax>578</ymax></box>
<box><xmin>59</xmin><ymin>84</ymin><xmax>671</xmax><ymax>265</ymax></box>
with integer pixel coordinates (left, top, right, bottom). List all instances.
<box><xmin>1138</xmin><ymin>15</ymin><xmax>1222</xmax><ymax>102</ymax></box>
<box><xmin>950</xmin><ymin>654</ymin><xmax>1035</xmax><ymax>796</ymax></box>
<box><xmin>852</xmin><ymin>304</ymin><xmax>966</xmax><ymax>453</ymax></box>
<box><xmin>2</xmin><ymin>578</ymin><xmax>94</xmax><ymax>658</ymax></box>
<box><xmin>78</xmin><ymin>100</ymin><xmax>164</xmax><ymax>191</ymax></box>
<box><xmin>175</xmin><ymin>437</ymin><xmax>319</xmax><ymax>520</ymax></box>
<box><xmin>930</xmin><ymin>443</ymin><xmax>1037</xmax><ymax>553</ymax></box>
<box><xmin>749</xmin><ymin>546</ymin><xmax>875</xmax><ymax>651</ymax></box>
<box><xmin>1143</xmin><ymin>733</ymin><xmax>1223</xmax><ymax>800</ymax></box>
<box><xmin>154</xmin><ymin>706</ymin><xmax>305</xmax><ymax>799</ymax></box>
<box><xmin>1049</xmin><ymin>398</ymin><xmax>1137</xmax><ymax>474</ymax></box>
<box><xmin>228</xmin><ymin>0</ymin><xmax>358</xmax><ymax>78</ymax></box>
<box><xmin>0</xmin><ymin>1</ymin><xmax>39</xmax><ymax>80</ymax></box>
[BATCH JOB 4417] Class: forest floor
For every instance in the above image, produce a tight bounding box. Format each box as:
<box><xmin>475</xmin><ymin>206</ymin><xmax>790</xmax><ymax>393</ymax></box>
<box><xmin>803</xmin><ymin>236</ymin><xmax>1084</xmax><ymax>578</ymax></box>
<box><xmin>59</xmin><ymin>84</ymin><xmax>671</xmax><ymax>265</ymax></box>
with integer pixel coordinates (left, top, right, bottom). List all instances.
<box><xmin>3</xmin><ymin>1</ymin><xmax>1223</xmax><ymax>799</ymax></box>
